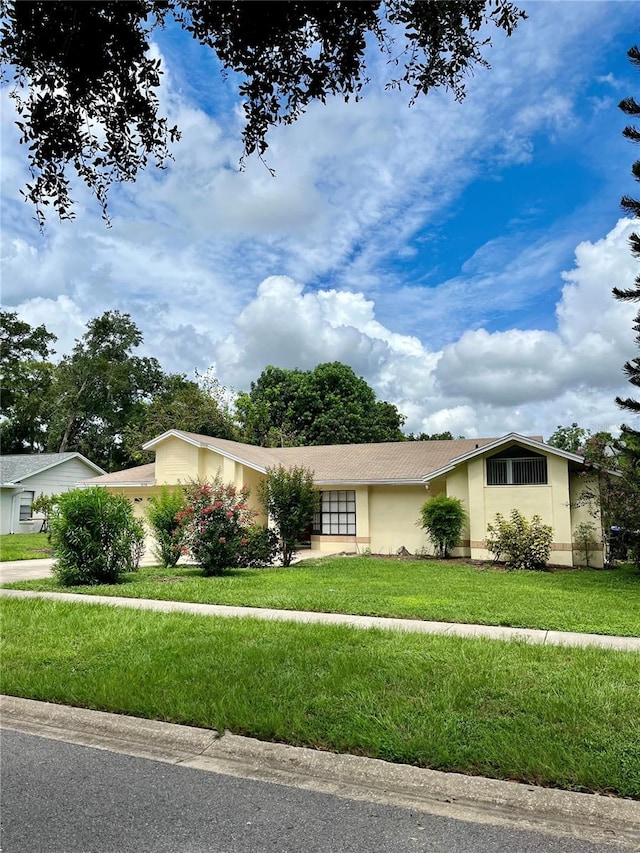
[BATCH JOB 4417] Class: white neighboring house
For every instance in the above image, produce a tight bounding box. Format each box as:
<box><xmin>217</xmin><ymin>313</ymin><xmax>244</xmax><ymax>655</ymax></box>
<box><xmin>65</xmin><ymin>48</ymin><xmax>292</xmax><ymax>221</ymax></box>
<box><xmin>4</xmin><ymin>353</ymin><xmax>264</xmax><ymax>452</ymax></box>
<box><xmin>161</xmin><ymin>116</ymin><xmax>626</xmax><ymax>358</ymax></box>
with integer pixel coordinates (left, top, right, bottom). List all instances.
<box><xmin>0</xmin><ymin>453</ymin><xmax>105</xmax><ymax>535</ymax></box>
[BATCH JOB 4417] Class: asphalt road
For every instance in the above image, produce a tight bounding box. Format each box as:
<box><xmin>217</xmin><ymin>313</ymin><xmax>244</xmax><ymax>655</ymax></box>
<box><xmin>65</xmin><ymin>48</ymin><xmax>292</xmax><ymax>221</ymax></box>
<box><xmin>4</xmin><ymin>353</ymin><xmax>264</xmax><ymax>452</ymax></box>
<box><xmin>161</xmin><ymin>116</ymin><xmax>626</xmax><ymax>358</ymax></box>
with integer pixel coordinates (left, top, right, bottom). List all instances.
<box><xmin>0</xmin><ymin>730</ymin><xmax>621</xmax><ymax>853</ymax></box>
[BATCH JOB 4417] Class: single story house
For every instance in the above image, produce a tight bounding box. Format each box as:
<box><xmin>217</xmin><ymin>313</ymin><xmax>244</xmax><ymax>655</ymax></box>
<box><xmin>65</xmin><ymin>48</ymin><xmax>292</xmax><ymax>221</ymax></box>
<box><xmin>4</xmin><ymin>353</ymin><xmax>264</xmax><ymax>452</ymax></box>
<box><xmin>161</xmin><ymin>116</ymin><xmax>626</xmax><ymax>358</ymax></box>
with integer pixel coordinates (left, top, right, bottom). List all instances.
<box><xmin>0</xmin><ymin>453</ymin><xmax>105</xmax><ymax>535</ymax></box>
<box><xmin>82</xmin><ymin>429</ymin><xmax>603</xmax><ymax>567</ymax></box>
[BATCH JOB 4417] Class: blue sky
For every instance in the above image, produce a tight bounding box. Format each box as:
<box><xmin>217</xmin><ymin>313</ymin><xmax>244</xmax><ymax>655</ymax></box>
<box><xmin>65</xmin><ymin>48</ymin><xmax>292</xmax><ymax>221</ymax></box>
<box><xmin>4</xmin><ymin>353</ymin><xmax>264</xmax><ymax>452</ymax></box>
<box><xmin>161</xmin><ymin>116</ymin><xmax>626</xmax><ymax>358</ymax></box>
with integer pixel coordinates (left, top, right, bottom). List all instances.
<box><xmin>1</xmin><ymin>1</ymin><xmax>639</xmax><ymax>440</ymax></box>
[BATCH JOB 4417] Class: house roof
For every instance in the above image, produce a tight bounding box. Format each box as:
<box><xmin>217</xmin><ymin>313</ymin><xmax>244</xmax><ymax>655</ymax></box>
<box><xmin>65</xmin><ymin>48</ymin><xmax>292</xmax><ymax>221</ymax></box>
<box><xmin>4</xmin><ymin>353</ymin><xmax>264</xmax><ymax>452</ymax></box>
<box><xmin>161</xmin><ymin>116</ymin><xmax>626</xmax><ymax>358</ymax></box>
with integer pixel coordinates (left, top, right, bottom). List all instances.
<box><xmin>81</xmin><ymin>462</ymin><xmax>156</xmax><ymax>487</ymax></box>
<box><xmin>132</xmin><ymin>429</ymin><xmax>561</xmax><ymax>486</ymax></box>
<box><xmin>421</xmin><ymin>433</ymin><xmax>587</xmax><ymax>483</ymax></box>
<box><xmin>0</xmin><ymin>452</ymin><xmax>105</xmax><ymax>486</ymax></box>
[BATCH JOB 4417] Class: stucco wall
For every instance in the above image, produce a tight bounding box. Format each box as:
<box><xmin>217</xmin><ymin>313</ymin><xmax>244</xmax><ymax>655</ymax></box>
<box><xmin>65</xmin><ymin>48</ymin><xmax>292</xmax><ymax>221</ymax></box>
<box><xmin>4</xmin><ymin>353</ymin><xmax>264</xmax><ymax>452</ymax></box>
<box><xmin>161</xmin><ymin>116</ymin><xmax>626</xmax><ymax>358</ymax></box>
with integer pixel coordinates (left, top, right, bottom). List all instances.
<box><xmin>465</xmin><ymin>449</ymin><xmax>577</xmax><ymax>567</ymax></box>
<box><xmin>368</xmin><ymin>484</ymin><xmax>429</xmax><ymax>555</ymax></box>
<box><xmin>569</xmin><ymin>471</ymin><xmax>603</xmax><ymax>568</ymax></box>
<box><xmin>155</xmin><ymin>437</ymin><xmax>200</xmax><ymax>484</ymax></box>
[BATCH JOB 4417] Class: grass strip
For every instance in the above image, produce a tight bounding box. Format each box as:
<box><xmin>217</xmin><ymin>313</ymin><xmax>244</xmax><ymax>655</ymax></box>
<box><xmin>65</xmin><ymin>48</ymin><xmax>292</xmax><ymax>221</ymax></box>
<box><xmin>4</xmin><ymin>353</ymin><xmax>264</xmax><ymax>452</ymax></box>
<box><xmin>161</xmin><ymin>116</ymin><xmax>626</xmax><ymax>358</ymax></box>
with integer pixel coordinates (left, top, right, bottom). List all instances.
<box><xmin>1</xmin><ymin>597</ymin><xmax>639</xmax><ymax>798</ymax></box>
<box><xmin>0</xmin><ymin>533</ymin><xmax>52</xmax><ymax>562</ymax></box>
<box><xmin>6</xmin><ymin>557</ymin><xmax>639</xmax><ymax>637</ymax></box>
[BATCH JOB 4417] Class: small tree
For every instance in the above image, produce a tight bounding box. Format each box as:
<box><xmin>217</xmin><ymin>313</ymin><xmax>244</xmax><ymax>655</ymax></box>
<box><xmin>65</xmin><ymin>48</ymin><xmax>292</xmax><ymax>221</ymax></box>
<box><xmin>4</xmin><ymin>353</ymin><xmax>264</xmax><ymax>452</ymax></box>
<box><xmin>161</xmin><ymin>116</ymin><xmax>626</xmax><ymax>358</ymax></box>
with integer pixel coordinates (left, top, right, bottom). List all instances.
<box><xmin>573</xmin><ymin>521</ymin><xmax>600</xmax><ymax>568</ymax></box>
<box><xmin>419</xmin><ymin>495</ymin><xmax>467</xmax><ymax>558</ymax></box>
<box><xmin>258</xmin><ymin>465</ymin><xmax>317</xmax><ymax>567</ymax></box>
<box><xmin>485</xmin><ymin>509</ymin><xmax>553</xmax><ymax>571</ymax></box>
<box><xmin>145</xmin><ymin>486</ymin><xmax>187</xmax><ymax>568</ymax></box>
<box><xmin>51</xmin><ymin>487</ymin><xmax>145</xmax><ymax>586</ymax></box>
<box><xmin>30</xmin><ymin>492</ymin><xmax>60</xmax><ymax>536</ymax></box>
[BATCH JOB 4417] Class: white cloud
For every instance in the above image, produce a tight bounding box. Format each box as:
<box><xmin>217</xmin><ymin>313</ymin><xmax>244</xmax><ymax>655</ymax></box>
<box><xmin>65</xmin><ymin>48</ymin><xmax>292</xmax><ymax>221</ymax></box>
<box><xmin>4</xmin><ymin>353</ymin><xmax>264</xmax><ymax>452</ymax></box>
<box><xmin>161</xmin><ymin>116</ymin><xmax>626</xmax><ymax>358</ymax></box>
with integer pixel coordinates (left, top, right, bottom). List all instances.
<box><xmin>212</xmin><ymin>219</ymin><xmax>638</xmax><ymax>440</ymax></box>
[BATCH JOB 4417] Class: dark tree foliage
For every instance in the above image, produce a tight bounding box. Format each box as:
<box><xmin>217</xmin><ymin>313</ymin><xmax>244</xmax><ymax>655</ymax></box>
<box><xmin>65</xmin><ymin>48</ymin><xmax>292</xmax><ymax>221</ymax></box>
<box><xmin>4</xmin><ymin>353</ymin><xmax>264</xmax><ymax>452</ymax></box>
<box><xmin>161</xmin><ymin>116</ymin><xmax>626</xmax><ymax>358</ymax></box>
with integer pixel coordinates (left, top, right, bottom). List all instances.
<box><xmin>48</xmin><ymin>311</ymin><xmax>165</xmax><ymax>471</ymax></box>
<box><xmin>0</xmin><ymin>310</ymin><xmax>57</xmax><ymax>452</ymax></box>
<box><xmin>237</xmin><ymin>361</ymin><xmax>405</xmax><ymax>446</ymax></box>
<box><xmin>406</xmin><ymin>431</ymin><xmax>458</xmax><ymax>441</ymax></box>
<box><xmin>0</xmin><ymin>0</ymin><xmax>525</xmax><ymax>224</ymax></box>
<box><xmin>123</xmin><ymin>373</ymin><xmax>238</xmax><ymax>464</ymax></box>
<box><xmin>615</xmin><ymin>44</ymin><xmax>640</xmax><ymax>429</ymax></box>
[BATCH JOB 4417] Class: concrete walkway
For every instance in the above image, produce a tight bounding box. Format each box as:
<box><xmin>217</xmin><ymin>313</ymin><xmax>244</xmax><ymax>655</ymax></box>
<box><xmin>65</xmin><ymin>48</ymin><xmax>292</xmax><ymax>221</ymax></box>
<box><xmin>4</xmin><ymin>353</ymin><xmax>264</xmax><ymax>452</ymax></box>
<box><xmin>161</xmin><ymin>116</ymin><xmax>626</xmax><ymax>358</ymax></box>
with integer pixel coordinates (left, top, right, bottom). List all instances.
<box><xmin>1</xmin><ymin>586</ymin><xmax>638</xmax><ymax>651</ymax></box>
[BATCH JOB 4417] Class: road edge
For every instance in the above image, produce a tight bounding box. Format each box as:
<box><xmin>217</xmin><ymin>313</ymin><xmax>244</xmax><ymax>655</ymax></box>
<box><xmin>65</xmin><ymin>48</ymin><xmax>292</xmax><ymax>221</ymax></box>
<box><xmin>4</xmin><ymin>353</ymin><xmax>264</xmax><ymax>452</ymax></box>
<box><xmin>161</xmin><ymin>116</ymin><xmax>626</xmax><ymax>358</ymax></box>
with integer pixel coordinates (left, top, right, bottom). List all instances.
<box><xmin>1</xmin><ymin>694</ymin><xmax>638</xmax><ymax>849</ymax></box>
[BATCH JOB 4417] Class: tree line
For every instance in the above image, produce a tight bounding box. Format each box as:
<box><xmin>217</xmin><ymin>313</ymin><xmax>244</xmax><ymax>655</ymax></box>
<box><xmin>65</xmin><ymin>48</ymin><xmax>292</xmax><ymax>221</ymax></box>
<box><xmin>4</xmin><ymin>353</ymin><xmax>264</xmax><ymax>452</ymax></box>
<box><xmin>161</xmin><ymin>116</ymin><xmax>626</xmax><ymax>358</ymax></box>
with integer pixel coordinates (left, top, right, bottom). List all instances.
<box><xmin>0</xmin><ymin>309</ymin><xmax>410</xmax><ymax>471</ymax></box>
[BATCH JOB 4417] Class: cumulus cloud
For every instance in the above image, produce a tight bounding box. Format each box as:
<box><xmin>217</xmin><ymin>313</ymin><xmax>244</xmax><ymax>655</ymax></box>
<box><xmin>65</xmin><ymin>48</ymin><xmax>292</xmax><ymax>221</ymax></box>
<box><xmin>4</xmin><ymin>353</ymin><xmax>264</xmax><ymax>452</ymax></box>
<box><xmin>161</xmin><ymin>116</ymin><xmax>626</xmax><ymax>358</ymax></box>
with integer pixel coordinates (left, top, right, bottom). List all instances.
<box><xmin>435</xmin><ymin>219</ymin><xmax>638</xmax><ymax>407</ymax></box>
<box><xmin>212</xmin><ymin>219</ymin><xmax>638</xmax><ymax>439</ymax></box>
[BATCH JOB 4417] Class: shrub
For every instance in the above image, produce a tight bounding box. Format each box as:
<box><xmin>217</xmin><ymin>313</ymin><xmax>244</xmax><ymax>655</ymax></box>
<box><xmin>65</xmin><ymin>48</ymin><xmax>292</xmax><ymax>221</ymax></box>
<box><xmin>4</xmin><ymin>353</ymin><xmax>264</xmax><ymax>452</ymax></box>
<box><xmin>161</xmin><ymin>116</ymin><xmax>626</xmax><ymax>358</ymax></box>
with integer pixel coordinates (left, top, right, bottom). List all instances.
<box><xmin>236</xmin><ymin>524</ymin><xmax>279</xmax><ymax>568</ymax></box>
<box><xmin>573</xmin><ymin>521</ymin><xmax>601</xmax><ymax>568</ymax></box>
<box><xmin>51</xmin><ymin>487</ymin><xmax>145</xmax><ymax>586</ymax></box>
<box><xmin>258</xmin><ymin>465</ymin><xmax>317</xmax><ymax>567</ymax></box>
<box><xmin>145</xmin><ymin>487</ymin><xmax>187</xmax><ymax>568</ymax></box>
<box><xmin>485</xmin><ymin>509</ymin><xmax>553</xmax><ymax>571</ymax></box>
<box><xmin>178</xmin><ymin>480</ymin><xmax>259</xmax><ymax>575</ymax></box>
<box><xmin>419</xmin><ymin>495</ymin><xmax>467</xmax><ymax>558</ymax></box>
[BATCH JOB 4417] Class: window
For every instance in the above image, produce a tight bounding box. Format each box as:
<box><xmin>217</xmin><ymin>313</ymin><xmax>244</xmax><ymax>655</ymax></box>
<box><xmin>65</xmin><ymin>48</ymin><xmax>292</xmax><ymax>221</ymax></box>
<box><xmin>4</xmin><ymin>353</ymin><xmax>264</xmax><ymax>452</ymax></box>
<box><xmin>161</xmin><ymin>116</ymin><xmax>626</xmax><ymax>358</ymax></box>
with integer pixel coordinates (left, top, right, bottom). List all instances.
<box><xmin>487</xmin><ymin>450</ymin><xmax>547</xmax><ymax>485</ymax></box>
<box><xmin>19</xmin><ymin>491</ymin><xmax>35</xmax><ymax>521</ymax></box>
<box><xmin>313</xmin><ymin>490</ymin><xmax>356</xmax><ymax>535</ymax></box>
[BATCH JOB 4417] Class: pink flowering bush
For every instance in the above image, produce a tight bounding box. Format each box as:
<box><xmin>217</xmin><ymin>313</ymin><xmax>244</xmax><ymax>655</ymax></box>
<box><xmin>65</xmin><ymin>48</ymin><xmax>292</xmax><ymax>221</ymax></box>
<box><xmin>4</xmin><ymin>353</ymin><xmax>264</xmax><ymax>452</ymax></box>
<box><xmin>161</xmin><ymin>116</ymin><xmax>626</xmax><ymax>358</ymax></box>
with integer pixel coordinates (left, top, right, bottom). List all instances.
<box><xmin>177</xmin><ymin>480</ymin><xmax>275</xmax><ymax>575</ymax></box>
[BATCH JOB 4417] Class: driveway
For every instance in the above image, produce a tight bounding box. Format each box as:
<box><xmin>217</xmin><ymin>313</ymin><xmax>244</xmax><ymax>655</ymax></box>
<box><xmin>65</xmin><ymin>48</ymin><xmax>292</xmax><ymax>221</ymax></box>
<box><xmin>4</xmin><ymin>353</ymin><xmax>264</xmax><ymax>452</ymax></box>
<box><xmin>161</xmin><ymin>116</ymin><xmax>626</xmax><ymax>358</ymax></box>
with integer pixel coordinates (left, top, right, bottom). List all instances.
<box><xmin>0</xmin><ymin>558</ymin><xmax>54</xmax><ymax>583</ymax></box>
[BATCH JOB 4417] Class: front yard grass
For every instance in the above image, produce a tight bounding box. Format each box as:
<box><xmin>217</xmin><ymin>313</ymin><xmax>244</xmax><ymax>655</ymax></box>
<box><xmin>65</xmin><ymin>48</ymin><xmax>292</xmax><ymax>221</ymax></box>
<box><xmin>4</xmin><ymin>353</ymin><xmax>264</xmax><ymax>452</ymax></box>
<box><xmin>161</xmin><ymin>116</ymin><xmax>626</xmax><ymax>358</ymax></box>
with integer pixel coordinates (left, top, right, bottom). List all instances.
<box><xmin>1</xmin><ymin>597</ymin><xmax>638</xmax><ymax>798</ymax></box>
<box><xmin>5</xmin><ymin>556</ymin><xmax>639</xmax><ymax>637</ymax></box>
<box><xmin>0</xmin><ymin>532</ymin><xmax>52</xmax><ymax>561</ymax></box>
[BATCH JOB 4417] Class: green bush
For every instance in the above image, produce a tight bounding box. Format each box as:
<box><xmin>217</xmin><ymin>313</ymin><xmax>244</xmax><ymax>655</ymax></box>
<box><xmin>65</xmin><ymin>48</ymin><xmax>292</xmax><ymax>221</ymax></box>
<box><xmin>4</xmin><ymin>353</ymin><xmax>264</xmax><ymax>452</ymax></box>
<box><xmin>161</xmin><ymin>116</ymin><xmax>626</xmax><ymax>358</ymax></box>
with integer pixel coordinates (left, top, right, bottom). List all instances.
<box><xmin>51</xmin><ymin>487</ymin><xmax>145</xmax><ymax>586</ymax></box>
<box><xmin>485</xmin><ymin>509</ymin><xmax>553</xmax><ymax>571</ymax></box>
<box><xmin>236</xmin><ymin>524</ymin><xmax>279</xmax><ymax>568</ymax></box>
<box><xmin>419</xmin><ymin>495</ymin><xmax>467</xmax><ymax>558</ymax></box>
<box><xmin>145</xmin><ymin>487</ymin><xmax>187</xmax><ymax>568</ymax></box>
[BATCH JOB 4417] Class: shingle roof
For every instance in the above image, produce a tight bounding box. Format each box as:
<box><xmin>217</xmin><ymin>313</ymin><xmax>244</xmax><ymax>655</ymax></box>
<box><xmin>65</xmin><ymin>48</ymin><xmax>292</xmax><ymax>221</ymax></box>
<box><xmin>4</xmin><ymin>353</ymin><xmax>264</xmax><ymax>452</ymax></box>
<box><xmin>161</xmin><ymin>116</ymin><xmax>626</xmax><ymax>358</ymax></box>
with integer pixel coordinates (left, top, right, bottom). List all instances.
<box><xmin>89</xmin><ymin>431</ymin><xmax>554</xmax><ymax>487</ymax></box>
<box><xmin>81</xmin><ymin>463</ymin><xmax>156</xmax><ymax>486</ymax></box>
<box><xmin>0</xmin><ymin>453</ymin><xmax>103</xmax><ymax>485</ymax></box>
<box><xmin>148</xmin><ymin>431</ymin><xmax>541</xmax><ymax>484</ymax></box>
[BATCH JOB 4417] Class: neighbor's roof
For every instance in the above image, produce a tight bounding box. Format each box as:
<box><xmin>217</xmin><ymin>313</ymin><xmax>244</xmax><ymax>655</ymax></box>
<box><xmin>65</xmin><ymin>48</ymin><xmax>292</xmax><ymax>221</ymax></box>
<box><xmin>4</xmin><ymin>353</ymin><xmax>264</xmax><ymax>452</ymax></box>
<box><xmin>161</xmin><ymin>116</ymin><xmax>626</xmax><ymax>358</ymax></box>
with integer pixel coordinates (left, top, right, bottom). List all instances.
<box><xmin>0</xmin><ymin>452</ymin><xmax>104</xmax><ymax>486</ymax></box>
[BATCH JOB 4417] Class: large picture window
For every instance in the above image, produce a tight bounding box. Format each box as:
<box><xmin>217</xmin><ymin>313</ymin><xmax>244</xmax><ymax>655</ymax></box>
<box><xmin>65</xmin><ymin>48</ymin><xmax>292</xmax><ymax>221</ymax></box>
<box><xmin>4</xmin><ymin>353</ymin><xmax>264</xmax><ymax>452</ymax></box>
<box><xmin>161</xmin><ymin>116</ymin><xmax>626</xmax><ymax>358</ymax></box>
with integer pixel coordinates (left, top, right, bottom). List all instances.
<box><xmin>313</xmin><ymin>490</ymin><xmax>356</xmax><ymax>535</ymax></box>
<box><xmin>486</xmin><ymin>449</ymin><xmax>547</xmax><ymax>486</ymax></box>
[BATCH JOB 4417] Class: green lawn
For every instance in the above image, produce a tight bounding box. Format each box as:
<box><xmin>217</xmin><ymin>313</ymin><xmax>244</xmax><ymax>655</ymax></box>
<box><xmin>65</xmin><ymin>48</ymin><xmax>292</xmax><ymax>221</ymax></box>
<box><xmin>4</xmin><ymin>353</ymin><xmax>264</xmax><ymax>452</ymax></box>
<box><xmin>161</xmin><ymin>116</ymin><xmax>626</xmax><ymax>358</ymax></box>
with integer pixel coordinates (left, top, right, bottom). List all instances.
<box><xmin>1</xmin><ymin>597</ymin><xmax>638</xmax><ymax>798</ymax></box>
<box><xmin>0</xmin><ymin>533</ymin><xmax>53</xmax><ymax>561</ymax></box>
<box><xmin>6</xmin><ymin>556</ymin><xmax>639</xmax><ymax>637</ymax></box>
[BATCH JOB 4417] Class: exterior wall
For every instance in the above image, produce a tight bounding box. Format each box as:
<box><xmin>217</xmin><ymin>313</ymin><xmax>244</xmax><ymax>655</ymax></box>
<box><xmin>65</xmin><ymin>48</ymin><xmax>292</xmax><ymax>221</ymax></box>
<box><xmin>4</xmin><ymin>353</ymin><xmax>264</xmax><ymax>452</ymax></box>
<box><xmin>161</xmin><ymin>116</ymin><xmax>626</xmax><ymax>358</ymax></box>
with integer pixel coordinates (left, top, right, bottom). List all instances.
<box><xmin>444</xmin><ymin>468</ymin><xmax>471</xmax><ymax>557</ymax></box>
<box><xmin>367</xmin><ymin>485</ymin><xmax>430</xmax><ymax>555</ymax></box>
<box><xmin>0</xmin><ymin>489</ymin><xmax>18</xmax><ymax>535</ymax></box>
<box><xmin>1</xmin><ymin>457</ymin><xmax>102</xmax><ymax>535</ymax></box>
<box><xmin>464</xmin><ymin>448</ymin><xmax>577</xmax><ymax>567</ymax></box>
<box><xmin>155</xmin><ymin>437</ymin><xmax>200</xmax><ymax>484</ymax></box>
<box><xmin>569</xmin><ymin>471</ymin><xmax>604</xmax><ymax>568</ymax></box>
<box><xmin>239</xmin><ymin>465</ymin><xmax>267</xmax><ymax>525</ymax></box>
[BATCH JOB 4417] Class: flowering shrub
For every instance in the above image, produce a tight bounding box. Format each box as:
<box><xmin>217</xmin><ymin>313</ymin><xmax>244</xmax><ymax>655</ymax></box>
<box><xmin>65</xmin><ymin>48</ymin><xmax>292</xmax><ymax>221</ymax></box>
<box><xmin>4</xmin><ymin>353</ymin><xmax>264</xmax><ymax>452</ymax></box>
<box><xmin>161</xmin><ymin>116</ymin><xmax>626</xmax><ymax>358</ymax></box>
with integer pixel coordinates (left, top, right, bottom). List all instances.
<box><xmin>178</xmin><ymin>480</ymin><xmax>274</xmax><ymax>575</ymax></box>
<box><xmin>485</xmin><ymin>509</ymin><xmax>553</xmax><ymax>571</ymax></box>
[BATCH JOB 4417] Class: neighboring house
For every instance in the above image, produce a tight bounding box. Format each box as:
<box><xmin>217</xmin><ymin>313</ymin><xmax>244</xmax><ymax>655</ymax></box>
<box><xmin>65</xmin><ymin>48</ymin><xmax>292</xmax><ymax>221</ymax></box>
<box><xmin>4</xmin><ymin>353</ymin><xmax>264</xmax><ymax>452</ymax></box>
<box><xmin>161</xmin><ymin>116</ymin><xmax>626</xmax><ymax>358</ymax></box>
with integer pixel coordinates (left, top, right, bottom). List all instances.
<box><xmin>0</xmin><ymin>453</ymin><xmax>105</xmax><ymax>535</ymax></box>
<box><xmin>83</xmin><ymin>429</ymin><xmax>603</xmax><ymax>568</ymax></box>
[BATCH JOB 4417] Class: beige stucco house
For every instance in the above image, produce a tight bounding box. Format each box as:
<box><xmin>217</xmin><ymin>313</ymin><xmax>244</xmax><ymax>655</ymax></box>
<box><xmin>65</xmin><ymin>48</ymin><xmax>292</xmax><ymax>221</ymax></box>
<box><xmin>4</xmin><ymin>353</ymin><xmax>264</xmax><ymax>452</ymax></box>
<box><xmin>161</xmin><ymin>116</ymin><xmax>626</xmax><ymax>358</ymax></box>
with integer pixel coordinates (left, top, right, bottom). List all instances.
<box><xmin>83</xmin><ymin>429</ymin><xmax>602</xmax><ymax>567</ymax></box>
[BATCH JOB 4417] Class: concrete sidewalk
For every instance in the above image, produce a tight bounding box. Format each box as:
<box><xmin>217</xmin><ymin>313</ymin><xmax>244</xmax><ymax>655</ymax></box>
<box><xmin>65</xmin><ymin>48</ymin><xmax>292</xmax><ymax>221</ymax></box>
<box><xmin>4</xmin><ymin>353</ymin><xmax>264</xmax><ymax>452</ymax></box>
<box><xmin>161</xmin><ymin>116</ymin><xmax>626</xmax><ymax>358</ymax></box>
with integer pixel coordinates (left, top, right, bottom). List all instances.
<box><xmin>1</xmin><ymin>695</ymin><xmax>639</xmax><ymax>850</ymax></box>
<box><xmin>1</xmin><ymin>587</ymin><xmax>638</xmax><ymax>651</ymax></box>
